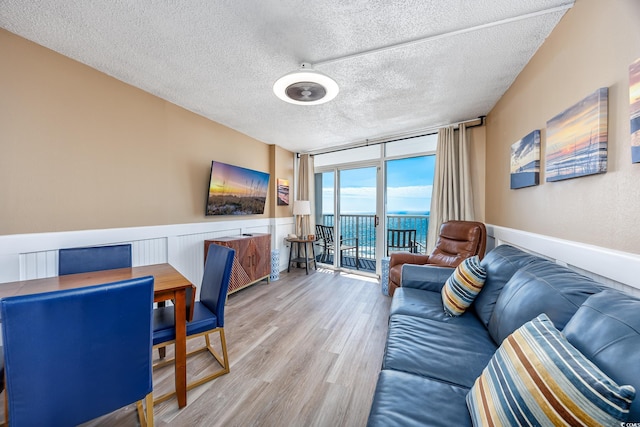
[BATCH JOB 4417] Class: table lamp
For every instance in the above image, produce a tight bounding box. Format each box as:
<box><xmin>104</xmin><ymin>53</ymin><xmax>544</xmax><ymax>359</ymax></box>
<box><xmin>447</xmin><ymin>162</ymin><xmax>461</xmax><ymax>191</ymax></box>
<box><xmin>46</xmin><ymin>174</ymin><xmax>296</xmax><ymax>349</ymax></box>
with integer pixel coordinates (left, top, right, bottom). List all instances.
<box><xmin>292</xmin><ymin>200</ymin><xmax>311</xmax><ymax>238</ymax></box>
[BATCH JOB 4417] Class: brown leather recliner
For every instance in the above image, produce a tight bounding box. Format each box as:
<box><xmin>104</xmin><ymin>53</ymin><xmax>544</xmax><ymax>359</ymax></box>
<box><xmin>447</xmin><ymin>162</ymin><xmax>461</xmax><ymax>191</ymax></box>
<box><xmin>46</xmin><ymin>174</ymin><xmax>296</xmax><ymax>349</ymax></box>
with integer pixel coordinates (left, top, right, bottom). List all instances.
<box><xmin>388</xmin><ymin>220</ymin><xmax>487</xmax><ymax>296</ymax></box>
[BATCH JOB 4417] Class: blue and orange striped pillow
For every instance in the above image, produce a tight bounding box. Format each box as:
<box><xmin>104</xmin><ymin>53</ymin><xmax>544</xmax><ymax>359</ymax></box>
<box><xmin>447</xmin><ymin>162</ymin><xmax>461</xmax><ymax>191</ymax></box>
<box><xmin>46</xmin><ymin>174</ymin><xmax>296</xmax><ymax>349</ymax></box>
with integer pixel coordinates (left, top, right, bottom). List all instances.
<box><xmin>441</xmin><ymin>255</ymin><xmax>486</xmax><ymax>316</ymax></box>
<box><xmin>466</xmin><ymin>313</ymin><xmax>636</xmax><ymax>426</ymax></box>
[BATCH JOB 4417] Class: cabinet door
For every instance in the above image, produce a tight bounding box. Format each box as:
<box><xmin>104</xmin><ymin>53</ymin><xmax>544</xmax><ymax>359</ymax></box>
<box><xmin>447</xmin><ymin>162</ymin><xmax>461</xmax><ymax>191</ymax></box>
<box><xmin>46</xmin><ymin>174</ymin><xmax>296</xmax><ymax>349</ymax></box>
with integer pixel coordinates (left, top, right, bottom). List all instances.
<box><xmin>204</xmin><ymin>235</ymin><xmax>271</xmax><ymax>293</ymax></box>
<box><xmin>253</xmin><ymin>235</ymin><xmax>271</xmax><ymax>279</ymax></box>
<box><xmin>237</xmin><ymin>238</ymin><xmax>255</xmax><ymax>281</ymax></box>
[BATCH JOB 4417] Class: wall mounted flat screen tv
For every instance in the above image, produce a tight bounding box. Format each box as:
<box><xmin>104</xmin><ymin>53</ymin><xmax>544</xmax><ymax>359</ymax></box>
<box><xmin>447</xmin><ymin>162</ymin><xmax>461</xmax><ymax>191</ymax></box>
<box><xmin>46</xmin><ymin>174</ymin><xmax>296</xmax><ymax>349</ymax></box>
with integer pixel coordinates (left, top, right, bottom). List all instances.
<box><xmin>206</xmin><ymin>161</ymin><xmax>270</xmax><ymax>216</ymax></box>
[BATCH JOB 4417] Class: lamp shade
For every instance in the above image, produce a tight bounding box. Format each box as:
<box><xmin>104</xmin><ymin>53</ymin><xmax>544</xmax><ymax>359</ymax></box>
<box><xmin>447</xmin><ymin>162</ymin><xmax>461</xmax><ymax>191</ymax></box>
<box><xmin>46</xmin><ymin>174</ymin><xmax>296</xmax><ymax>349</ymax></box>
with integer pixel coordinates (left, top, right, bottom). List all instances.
<box><xmin>292</xmin><ymin>200</ymin><xmax>311</xmax><ymax>216</ymax></box>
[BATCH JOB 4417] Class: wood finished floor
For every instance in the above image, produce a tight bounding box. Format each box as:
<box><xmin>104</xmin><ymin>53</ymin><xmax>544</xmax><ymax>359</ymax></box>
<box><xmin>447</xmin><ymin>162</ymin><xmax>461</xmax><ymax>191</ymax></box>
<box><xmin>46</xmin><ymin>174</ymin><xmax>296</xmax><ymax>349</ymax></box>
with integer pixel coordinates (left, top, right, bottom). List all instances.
<box><xmin>82</xmin><ymin>267</ymin><xmax>391</xmax><ymax>427</ymax></box>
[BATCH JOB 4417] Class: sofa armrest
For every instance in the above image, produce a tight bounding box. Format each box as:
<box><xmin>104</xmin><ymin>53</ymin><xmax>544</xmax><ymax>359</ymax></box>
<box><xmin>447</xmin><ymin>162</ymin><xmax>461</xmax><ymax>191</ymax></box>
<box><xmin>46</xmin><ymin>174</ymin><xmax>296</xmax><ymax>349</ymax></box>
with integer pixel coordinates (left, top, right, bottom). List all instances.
<box><xmin>389</xmin><ymin>252</ymin><xmax>430</xmax><ymax>269</ymax></box>
<box><xmin>401</xmin><ymin>264</ymin><xmax>455</xmax><ymax>292</ymax></box>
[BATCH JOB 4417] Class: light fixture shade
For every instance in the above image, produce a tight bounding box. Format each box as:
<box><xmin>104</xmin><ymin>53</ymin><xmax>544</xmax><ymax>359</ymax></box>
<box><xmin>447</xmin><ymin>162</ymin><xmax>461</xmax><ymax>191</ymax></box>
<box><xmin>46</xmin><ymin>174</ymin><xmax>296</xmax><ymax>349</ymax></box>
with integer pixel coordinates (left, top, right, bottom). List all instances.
<box><xmin>292</xmin><ymin>200</ymin><xmax>311</xmax><ymax>215</ymax></box>
<box><xmin>273</xmin><ymin>64</ymin><xmax>339</xmax><ymax>106</ymax></box>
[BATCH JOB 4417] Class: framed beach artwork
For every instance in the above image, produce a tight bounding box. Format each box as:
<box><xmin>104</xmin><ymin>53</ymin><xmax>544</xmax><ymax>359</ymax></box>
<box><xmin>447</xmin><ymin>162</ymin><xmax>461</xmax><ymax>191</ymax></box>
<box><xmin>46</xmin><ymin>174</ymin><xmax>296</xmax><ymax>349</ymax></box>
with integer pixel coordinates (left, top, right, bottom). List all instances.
<box><xmin>510</xmin><ymin>130</ymin><xmax>540</xmax><ymax>189</ymax></box>
<box><xmin>277</xmin><ymin>178</ymin><xmax>289</xmax><ymax>206</ymax></box>
<box><xmin>545</xmin><ymin>87</ymin><xmax>608</xmax><ymax>182</ymax></box>
<box><xmin>630</xmin><ymin>57</ymin><xmax>640</xmax><ymax>163</ymax></box>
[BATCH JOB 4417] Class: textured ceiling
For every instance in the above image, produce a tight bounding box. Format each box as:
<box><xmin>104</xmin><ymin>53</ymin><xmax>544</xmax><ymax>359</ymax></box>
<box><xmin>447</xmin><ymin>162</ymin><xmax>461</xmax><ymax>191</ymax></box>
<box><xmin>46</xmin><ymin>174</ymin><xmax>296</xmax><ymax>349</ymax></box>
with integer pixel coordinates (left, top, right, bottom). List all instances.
<box><xmin>1</xmin><ymin>1</ymin><xmax>574</xmax><ymax>153</ymax></box>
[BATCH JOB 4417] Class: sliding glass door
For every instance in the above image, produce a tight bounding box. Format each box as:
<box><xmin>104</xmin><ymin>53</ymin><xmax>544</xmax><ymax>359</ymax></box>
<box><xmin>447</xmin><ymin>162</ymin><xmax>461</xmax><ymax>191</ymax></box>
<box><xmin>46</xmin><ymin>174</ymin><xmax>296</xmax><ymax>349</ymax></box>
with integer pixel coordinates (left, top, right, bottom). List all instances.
<box><xmin>314</xmin><ymin>165</ymin><xmax>381</xmax><ymax>273</ymax></box>
<box><xmin>313</xmin><ymin>134</ymin><xmax>437</xmax><ymax>276</ymax></box>
<box><xmin>338</xmin><ymin>166</ymin><xmax>379</xmax><ymax>271</ymax></box>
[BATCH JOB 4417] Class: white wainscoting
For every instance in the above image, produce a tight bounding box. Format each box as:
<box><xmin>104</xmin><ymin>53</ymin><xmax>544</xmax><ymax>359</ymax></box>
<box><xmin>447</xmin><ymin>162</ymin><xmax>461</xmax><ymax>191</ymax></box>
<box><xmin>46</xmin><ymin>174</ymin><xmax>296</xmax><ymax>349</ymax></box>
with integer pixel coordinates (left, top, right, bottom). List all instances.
<box><xmin>0</xmin><ymin>217</ymin><xmax>296</xmax><ymax>296</ymax></box>
<box><xmin>487</xmin><ymin>224</ymin><xmax>640</xmax><ymax>297</ymax></box>
<box><xmin>6</xmin><ymin>222</ymin><xmax>633</xmax><ymax>298</ymax></box>
<box><xmin>17</xmin><ymin>237</ymin><xmax>170</xmax><ymax>281</ymax></box>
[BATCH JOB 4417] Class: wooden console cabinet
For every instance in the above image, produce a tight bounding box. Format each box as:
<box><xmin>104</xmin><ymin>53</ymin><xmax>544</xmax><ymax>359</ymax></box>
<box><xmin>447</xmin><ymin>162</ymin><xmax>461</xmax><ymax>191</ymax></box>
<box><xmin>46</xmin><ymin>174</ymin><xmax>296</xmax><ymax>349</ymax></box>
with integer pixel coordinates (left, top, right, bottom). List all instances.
<box><xmin>205</xmin><ymin>233</ymin><xmax>271</xmax><ymax>294</ymax></box>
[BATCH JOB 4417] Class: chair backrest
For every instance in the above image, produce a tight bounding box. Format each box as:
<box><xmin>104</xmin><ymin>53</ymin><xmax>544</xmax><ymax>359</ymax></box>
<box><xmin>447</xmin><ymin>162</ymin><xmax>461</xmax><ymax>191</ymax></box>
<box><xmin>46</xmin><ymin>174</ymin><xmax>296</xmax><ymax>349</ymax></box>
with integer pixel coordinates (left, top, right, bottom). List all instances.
<box><xmin>321</xmin><ymin>225</ymin><xmax>335</xmax><ymax>244</ymax></box>
<box><xmin>1</xmin><ymin>276</ymin><xmax>154</xmax><ymax>426</ymax></box>
<box><xmin>428</xmin><ymin>220</ymin><xmax>487</xmax><ymax>267</ymax></box>
<box><xmin>315</xmin><ymin>224</ymin><xmax>325</xmax><ymax>241</ymax></box>
<box><xmin>200</xmin><ymin>243</ymin><xmax>235</xmax><ymax>327</ymax></box>
<box><xmin>58</xmin><ymin>243</ymin><xmax>132</xmax><ymax>275</ymax></box>
<box><xmin>387</xmin><ymin>229</ymin><xmax>417</xmax><ymax>255</ymax></box>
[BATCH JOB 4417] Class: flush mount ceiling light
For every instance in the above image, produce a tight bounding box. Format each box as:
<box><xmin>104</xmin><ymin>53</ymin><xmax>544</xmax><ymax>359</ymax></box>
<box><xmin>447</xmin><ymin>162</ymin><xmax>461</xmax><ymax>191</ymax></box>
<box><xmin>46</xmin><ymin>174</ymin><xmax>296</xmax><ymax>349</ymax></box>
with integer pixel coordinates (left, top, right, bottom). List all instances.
<box><xmin>270</xmin><ymin>5</ymin><xmax>574</xmax><ymax>107</ymax></box>
<box><xmin>273</xmin><ymin>63</ymin><xmax>339</xmax><ymax>105</ymax></box>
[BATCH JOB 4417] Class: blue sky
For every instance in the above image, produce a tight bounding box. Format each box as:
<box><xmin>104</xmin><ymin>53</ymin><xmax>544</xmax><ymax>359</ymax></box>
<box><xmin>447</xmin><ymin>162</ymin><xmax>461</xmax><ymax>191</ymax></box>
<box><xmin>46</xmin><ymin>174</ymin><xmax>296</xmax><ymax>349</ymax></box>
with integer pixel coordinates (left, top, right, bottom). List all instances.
<box><xmin>321</xmin><ymin>156</ymin><xmax>435</xmax><ymax>214</ymax></box>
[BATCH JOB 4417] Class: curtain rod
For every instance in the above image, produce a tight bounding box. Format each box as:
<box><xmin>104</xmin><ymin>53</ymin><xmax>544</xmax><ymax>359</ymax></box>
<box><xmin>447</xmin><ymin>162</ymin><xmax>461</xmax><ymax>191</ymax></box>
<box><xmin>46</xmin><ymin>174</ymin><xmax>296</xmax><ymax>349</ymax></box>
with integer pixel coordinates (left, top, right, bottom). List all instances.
<box><xmin>297</xmin><ymin>116</ymin><xmax>485</xmax><ymax>158</ymax></box>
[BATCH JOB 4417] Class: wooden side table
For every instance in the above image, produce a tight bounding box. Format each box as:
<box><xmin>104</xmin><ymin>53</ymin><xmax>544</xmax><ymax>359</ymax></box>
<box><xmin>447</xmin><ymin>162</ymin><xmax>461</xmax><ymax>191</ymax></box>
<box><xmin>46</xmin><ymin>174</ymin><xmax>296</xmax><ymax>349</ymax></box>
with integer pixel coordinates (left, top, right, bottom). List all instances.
<box><xmin>286</xmin><ymin>238</ymin><xmax>317</xmax><ymax>274</ymax></box>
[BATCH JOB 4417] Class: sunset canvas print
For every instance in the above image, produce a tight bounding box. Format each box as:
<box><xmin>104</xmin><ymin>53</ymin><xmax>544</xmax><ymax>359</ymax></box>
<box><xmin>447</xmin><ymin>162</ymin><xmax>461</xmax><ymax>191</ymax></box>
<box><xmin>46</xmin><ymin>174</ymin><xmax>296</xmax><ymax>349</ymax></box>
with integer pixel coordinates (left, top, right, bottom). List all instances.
<box><xmin>510</xmin><ymin>130</ymin><xmax>540</xmax><ymax>189</ymax></box>
<box><xmin>277</xmin><ymin>178</ymin><xmax>289</xmax><ymax>206</ymax></box>
<box><xmin>630</xmin><ymin>58</ymin><xmax>640</xmax><ymax>163</ymax></box>
<box><xmin>545</xmin><ymin>87</ymin><xmax>608</xmax><ymax>182</ymax></box>
<box><xmin>206</xmin><ymin>161</ymin><xmax>270</xmax><ymax>215</ymax></box>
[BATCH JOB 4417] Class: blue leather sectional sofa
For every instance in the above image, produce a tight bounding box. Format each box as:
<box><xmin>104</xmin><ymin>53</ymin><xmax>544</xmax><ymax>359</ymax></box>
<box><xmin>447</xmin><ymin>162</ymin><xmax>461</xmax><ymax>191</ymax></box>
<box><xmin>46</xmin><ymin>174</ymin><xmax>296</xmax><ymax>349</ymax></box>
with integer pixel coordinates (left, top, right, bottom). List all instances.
<box><xmin>367</xmin><ymin>244</ymin><xmax>640</xmax><ymax>426</ymax></box>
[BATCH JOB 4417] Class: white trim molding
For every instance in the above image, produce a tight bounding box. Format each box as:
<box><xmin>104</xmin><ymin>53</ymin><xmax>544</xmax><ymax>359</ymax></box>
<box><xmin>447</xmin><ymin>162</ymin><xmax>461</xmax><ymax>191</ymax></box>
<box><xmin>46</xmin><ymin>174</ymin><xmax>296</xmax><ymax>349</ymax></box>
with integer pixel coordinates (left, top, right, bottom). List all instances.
<box><xmin>0</xmin><ymin>217</ymin><xmax>296</xmax><ymax>287</ymax></box>
<box><xmin>487</xmin><ymin>224</ymin><xmax>640</xmax><ymax>295</ymax></box>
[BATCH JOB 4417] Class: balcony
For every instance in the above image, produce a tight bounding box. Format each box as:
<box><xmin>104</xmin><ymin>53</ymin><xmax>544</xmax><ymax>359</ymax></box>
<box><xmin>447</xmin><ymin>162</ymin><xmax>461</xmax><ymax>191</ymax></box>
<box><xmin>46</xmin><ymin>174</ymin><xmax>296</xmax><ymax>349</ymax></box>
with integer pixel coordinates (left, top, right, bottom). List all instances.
<box><xmin>315</xmin><ymin>214</ymin><xmax>429</xmax><ymax>273</ymax></box>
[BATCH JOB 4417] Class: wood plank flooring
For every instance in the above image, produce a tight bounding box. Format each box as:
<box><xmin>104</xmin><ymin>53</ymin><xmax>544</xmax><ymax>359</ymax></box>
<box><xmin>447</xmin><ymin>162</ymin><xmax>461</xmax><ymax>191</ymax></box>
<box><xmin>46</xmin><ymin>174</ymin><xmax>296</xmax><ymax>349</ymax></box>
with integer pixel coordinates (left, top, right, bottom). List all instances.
<box><xmin>82</xmin><ymin>267</ymin><xmax>391</xmax><ymax>426</ymax></box>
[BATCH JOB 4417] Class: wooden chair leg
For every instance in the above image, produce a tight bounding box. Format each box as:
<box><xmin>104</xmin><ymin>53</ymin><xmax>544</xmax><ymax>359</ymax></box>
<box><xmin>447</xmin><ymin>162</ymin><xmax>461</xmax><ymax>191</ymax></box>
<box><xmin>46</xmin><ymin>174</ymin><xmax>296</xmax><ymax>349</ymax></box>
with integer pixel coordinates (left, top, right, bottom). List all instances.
<box><xmin>219</xmin><ymin>329</ymin><xmax>229</xmax><ymax>371</ymax></box>
<box><xmin>136</xmin><ymin>392</ymin><xmax>154</xmax><ymax>427</ymax></box>
<box><xmin>3</xmin><ymin>387</ymin><xmax>7</xmax><ymax>427</ymax></box>
<box><xmin>157</xmin><ymin>301</ymin><xmax>167</xmax><ymax>359</ymax></box>
<box><xmin>188</xmin><ymin>329</ymin><xmax>229</xmax><ymax>391</ymax></box>
<box><xmin>153</xmin><ymin>328</ymin><xmax>230</xmax><ymax>405</ymax></box>
<box><xmin>146</xmin><ymin>393</ymin><xmax>154</xmax><ymax>427</ymax></box>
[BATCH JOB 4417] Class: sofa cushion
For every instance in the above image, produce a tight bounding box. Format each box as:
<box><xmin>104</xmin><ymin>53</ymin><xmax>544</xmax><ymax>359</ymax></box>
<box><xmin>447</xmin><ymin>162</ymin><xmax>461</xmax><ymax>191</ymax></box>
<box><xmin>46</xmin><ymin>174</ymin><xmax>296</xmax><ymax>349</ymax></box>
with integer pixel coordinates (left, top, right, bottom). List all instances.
<box><xmin>391</xmin><ymin>287</ymin><xmax>484</xmax><ymax>327</ymax></box>
<box><xmin>442</xmin><ymin>255</ymin><xmax>486</xmax><ymax>316</ymax></box>
<box><xmin>563</xmin><ymin>290</ymin><xmax>640</xmax><ymax>420</ymax></box>
<box><xmin>487</xmin><ymin>258</ymin><xmax>604</xmax><ymax>344</ymax></box>
<box><xmin>467</xmin><ymin>314</ymin><xmax>636</xmax><ymax>426</ymax></box>
<box><xmin>367</xmin><ymin>369</ymin><xmax>472</xmax><ymax>427</ymax></box>
<box><xmin>384</xmin><ymin>314</ymin><xmax>497</xmax><ymax>388</ymax></box>
<box><xmin>473</xmin><ymin>245</ymin><xmax>539</xmax><ymax>327</ymax></box>
<box><xmin>400</xmin><ymin>264</ymin><xmax>455</xmax><ymax>292</ymax></box>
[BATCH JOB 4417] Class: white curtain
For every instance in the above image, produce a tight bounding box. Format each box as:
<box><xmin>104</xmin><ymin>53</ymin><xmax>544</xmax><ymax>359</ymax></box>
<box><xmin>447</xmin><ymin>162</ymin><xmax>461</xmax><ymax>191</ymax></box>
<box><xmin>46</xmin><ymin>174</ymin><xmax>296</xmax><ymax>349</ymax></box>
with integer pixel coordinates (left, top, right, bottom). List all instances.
<box><xmin>426</xmin><ymin>123</ymin><xmax>475</xmax><ymax>251</ymax></box>
<box><xmin>296</xmin><ymin>154</ymin><xmax>315</xmax><ymax>237</ymax></box>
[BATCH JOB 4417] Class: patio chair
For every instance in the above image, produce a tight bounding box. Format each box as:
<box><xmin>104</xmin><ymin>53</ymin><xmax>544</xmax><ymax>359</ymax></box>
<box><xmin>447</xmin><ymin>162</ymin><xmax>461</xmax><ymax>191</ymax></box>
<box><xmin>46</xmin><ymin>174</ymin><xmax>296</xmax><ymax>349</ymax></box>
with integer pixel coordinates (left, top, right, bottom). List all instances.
<box><xmin>316</xmin><ymin>224</ymin><xmax>359</xmax><ymax>269</ymax></box>
<box><xmin>387</xmin><ymin>229</ymin><xmax>421</xmax><ymax>256</ymax></box>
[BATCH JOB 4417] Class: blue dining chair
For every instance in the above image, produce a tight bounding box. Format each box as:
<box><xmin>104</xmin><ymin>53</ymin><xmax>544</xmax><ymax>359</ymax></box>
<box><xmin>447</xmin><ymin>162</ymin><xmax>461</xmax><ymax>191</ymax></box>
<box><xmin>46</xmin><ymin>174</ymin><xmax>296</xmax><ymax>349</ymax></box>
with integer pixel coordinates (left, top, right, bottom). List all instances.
<box><xmin>57</xmin><ymin>243</ymin><xmax>193</xmax><ymax>326</ymax></box>
<box><xmin>0</xmin><ymin>347</ymin><xmax>4</xmax><ymax>426</ymax></box>
<box><xmin>152</xmin><ymin>243</ymin><xmax>234</xmax><ymax>404</ymax></box>
<box><xmin>58</xmin><ymin>243</ymin><xmax>132</xmax><ymax>275</ymax></box>
<box><xmin>1</xmin><ymin>276</ymin><xmax>154</xmax><ymax>426</ymax></box>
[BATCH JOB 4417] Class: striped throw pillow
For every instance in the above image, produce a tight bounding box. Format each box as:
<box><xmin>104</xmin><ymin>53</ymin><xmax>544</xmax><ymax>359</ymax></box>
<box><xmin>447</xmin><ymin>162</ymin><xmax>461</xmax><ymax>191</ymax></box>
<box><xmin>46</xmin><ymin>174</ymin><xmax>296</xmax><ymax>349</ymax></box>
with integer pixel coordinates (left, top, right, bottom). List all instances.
<box><xmin>441</xmin><ymin>255</ymin><xmax>486</xmax><ymax>316</ymax></box>
<box><xmin>466</xmin><ymin>314</ymin><xmax>636</xmax><ymax>426</ymax></box>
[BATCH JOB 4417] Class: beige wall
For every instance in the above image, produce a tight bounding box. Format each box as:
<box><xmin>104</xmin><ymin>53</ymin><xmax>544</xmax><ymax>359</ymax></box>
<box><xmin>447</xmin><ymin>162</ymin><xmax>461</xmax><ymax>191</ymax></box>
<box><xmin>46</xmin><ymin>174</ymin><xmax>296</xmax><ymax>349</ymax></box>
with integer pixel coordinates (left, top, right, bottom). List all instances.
<box><xmin>269</xmin><ymin>144</ymin><xmax>294</xmax><ymax>218</ymax></box>
<box><xmin>0</xmin><ymin>29</ymin><xmax>294</xmax><ymax>235</ymax></box>
<box><xmin>486</xmin><ymin>0</ymin><xmax>640</xmax><ymax>254</ymax></box>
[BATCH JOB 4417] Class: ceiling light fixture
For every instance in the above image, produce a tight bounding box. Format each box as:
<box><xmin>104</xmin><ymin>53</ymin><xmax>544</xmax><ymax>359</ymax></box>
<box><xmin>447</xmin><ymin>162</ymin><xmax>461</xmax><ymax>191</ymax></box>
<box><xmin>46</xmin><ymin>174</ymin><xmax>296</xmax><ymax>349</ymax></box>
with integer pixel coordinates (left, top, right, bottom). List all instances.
<box><xmin>272</xmin><ymin>4</ymin><xmax>571</xmax><ymax>107</ymax></box>
<box><xmin>273</xmin><ymin>63</ymin><xmax>339</xmax><ymax>105</ymax></box>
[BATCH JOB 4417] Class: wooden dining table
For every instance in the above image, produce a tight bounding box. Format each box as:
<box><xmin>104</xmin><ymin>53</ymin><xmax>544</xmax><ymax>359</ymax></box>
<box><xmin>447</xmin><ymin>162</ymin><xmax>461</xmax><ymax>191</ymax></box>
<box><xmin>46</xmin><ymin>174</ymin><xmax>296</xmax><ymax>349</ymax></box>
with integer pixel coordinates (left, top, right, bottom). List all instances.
<box><xmin>0</xmin><ymin>263</ymin><xmax>193</xmax><ymax>409</ymax></box>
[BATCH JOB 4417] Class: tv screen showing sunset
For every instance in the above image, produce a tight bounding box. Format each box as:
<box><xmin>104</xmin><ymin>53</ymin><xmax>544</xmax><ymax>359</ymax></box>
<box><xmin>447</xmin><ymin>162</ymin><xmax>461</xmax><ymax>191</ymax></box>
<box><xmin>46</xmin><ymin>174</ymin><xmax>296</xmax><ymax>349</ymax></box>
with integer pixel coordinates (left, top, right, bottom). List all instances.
<box><xmin>206</xmin><ymin>161</ymin><xmax>270</xmax><ymax>215</ymax></box>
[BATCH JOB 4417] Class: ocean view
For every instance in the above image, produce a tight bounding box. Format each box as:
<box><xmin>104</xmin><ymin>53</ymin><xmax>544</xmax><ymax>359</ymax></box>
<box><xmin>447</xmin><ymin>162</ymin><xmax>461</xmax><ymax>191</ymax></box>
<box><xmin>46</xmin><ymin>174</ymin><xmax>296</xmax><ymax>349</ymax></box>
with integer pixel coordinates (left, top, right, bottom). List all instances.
<box><xmin>319</xmin><ymin>212</ymin><xmax>430</xmax><ymax>259</ymax></box>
